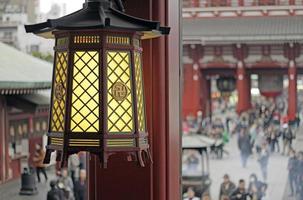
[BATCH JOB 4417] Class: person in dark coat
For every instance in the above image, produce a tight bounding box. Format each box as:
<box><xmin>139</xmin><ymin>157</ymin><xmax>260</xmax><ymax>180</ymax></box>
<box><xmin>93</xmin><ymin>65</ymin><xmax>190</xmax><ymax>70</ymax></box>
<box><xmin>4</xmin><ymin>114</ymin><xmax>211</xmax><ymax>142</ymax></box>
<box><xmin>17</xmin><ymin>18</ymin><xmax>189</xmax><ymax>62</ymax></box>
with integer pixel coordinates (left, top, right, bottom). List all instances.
<box><xmin>219</xmin><ymin>174</ymin><xmax>236</xmax><ymax>200</ymax></box>
<box><xmin>238</xmin><ymin>129</ymin><xmax>252</xmax><ymax>168</ymax></box>
<box><xmin>282</xmin><ymin>124</ymin><xmax>293</xmax><ymax>155</ymax></box>
<box><xmin>288</xmin><ymin>149</ymin><xmax>298</xmax><ymax>196</ymax></box>
<box><xmin>248</xmin><ymin>174</ymin><xmax>267</xmax><ymax>200</ymax></box>
<box><xmin>47</xmin><ymin>180</ymin><xmax>64</xmax><ymax>200</ymax></box>
<box><xmin>74</xmin><ymin>169</ymin><xmax>87</xmax><ymax>200</ymax></box>
<box><xmin>258</xmin><ymin>144</ymin><xmax>270</xmax><ymax>181</ymax></box>
<box><xmin>296</xmin><ymin>151</ymin><xmax>303</xmax><ymax>199</ymax></box>
<box><xmin>230</xmin><ymin>179</ymin><xmax>252</xmax><ymax>200</ymax></box>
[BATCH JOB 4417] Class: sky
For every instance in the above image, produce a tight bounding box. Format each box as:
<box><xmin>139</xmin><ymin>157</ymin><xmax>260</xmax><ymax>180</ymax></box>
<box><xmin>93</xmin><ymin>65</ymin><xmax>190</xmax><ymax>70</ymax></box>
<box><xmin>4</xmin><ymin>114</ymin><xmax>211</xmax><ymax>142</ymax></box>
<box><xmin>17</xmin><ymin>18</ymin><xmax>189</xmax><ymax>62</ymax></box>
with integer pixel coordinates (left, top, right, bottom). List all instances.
<box><xmin>40</xmin><ymin>0</ymin><xmax>84</xmax><ymax>14</ymax></box>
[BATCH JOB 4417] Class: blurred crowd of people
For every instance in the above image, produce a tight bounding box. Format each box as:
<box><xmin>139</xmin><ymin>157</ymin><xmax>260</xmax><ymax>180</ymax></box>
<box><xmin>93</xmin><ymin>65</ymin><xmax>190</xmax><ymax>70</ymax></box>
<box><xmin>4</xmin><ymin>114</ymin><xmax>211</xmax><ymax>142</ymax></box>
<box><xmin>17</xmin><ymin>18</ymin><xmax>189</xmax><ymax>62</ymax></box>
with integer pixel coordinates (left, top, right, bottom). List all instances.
<box><xmin>46</xmin><ymin>153</ymin><xmax>87</xmax><ymax>200</ymax></box>
<box><xmin>183</xmin><ymin>173</ymin><xmax>267</xmax><ymax>200</ymax></box>
<box><xmin>30</xmin><ymin>144</ymin><xmax>88</xmax><ymax>200</ymax></box>
<box><xmin>182</xmin><ymin>97</ymin><xmax>303</xmax><ymax>200</ymax></box>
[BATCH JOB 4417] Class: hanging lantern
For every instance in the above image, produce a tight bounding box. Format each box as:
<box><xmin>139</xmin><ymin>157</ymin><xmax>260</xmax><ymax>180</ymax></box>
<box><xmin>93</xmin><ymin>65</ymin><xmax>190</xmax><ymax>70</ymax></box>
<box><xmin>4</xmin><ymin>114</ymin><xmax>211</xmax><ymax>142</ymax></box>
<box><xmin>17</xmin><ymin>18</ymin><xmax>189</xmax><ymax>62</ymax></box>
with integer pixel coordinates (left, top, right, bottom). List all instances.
<box><xmin>216</xmin><ymin>76</ymin><xmax>236</xmax><ymax>93</ymax></box>
<box><xmin>258</xmin><ymin>74</ymin><xmax>283</xmax><ymax>98</ymax></box>
<box><xmin>25</xmin><ymin>0</ymin><xmax>170</xmax><ymax>168</ymax></box>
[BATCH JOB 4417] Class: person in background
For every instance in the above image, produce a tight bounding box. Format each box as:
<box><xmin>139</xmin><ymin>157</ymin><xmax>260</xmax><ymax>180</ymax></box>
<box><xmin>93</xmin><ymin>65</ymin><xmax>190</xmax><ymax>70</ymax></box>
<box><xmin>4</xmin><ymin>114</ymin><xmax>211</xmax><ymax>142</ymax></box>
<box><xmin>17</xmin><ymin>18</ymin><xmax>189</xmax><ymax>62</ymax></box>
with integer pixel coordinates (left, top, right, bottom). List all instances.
<box><xmin>219</xmin><ymin>174</ymin><xmax>236</xmax><ymax>200</ymax></box>
<box><xmin>59</xmin><ymin>168</ymin><xmax>74</xmax><ymax>200</ymax></box>
<box><xmin>186</xmin><ymin>152</ymin><xmax>199</xmax><ymax>172</ymax></box>
<box><xmin>32</xmin><ymin>144</ymin><xmax>48</xmax><ymax>183</ymax></box>
<box><xmin>254</xmin><ymin>127</ymin><xmax>266</xmax><ymax>155</ymax></box>
<box><xmin>230</xmin><ymin>179</ymin><xmax>252</xmax><ymax>200</ymax></box>
<box><xmin>238</xmin><ymin>129</ymin><xmax>252</xmax><ymax>168</ymax></box>
<box><xmin>47</xmin><ymin>180</ymin><xmax>64</xmax><ymax>200</ymax></box>
<box><xmin>68</xmin><ymin>154</ymin><xmax>80</xmax><ymax>184</ymax></box>
<box><xmin>258</xmin><ymin>143</ymin><xmax>270</xmax><ymax>182</ymax></box>
<box><xmin>201</xmin><ymin>192</ymin><xmax>211</xmax><ymax>200</ymax></box>
<box><xmin>184</xmin><ymin>187</ymin><xmax>200</xmax><ymax>200</ymax></box>
<box><xmin>296</xmin><ymin>151</ymin><xmax>303</xmax><ymax>198</ymax></box>
<box><xmin>78</xmin><ymin>152</ymin><xmax>87</xmax><ymax>170</ymax></box>
<box><xmin>183</xmin><ymin>120</ymin><xmax>190</xmax><ymax>135</ymax></box>
<box><xmin>248</xmin><ymin>174</ymin><xmax>267</xmax><ymax>200</ymax></box>
<box><xmin>287</xmin><ymin>149</ymin><xmax>297</xmax><ymax>197</ymax></box>
<box><xmin>74</xmin><ymin>169</ymin><xmax>87</xmax><ymax>200</ymax></box>
<box><xmin>282</xmin><ymin>124</ymin><xmax>293</xmax><ymax>155</ymax></box>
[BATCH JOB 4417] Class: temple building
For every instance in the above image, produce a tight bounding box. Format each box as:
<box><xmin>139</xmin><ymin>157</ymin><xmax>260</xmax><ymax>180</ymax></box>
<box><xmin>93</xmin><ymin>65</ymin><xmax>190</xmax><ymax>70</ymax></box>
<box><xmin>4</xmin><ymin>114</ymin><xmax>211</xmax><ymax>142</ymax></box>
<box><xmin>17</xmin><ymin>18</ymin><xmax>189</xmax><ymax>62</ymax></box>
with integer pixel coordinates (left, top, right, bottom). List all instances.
<box><xmin>0</xmin><ymin>42</ymin><xmax>52</xmax><ymax>184</ymax></box>
<box><xmin>182</xmin><ymin>0</ymin><xmax>303</xmax><ymax>120</ymax></box>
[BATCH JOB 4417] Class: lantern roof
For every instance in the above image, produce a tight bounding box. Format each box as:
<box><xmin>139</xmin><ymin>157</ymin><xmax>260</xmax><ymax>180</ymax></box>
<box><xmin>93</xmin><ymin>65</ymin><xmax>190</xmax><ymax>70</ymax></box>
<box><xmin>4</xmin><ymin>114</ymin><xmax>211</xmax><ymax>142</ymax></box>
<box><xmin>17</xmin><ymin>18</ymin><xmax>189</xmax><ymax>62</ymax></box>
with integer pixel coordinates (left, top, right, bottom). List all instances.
<box><xmin>25</xmin><ymin>0</ymin><xmax>170</xmax><ymax>39</ymax></box>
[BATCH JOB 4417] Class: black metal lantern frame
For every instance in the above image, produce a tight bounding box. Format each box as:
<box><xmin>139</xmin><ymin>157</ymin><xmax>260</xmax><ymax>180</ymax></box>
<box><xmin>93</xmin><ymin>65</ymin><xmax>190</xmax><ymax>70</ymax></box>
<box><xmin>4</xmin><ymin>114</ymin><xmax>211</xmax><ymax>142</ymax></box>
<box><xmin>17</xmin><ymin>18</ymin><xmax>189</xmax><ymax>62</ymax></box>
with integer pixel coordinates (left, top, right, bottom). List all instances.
<box><xmin>25</xmin><ymin>0</ymin><xmax>170</xmax><ymax>168</ymax></box>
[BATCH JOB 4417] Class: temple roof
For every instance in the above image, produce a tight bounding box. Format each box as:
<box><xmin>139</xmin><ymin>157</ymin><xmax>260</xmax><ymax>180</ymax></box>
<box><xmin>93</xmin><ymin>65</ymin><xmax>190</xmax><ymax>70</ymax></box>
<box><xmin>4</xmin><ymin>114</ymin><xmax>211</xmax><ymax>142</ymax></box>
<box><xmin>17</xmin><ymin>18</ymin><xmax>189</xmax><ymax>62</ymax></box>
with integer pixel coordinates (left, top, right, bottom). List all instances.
<box><xmin>0</xmin><ymin>42</ymin><xmax>52</xmax><ymax>94</ymax></box>
<box><xmin>183</xmin><ymin>16</ymin><xmax>303</xmax><ymax>45</ymax></box>
<box><xmin>20</xmin><ymin>92</ymin><xmax>51</xmax><ymax>106</ymax></box>
<box><xmin>25</xmin><ymin>1</ymin><xmax>170</xmax><ymax>39</ymax></box>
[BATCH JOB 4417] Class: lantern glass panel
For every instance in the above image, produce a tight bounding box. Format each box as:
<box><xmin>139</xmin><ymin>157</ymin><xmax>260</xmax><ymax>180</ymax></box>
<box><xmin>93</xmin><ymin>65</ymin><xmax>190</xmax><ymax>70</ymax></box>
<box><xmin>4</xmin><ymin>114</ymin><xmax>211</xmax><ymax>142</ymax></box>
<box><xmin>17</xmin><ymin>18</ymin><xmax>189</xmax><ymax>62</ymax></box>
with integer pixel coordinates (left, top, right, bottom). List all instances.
<box><xmin>106</xmin><ymin>51</ymin><xmax>134</xmax><ymax>133</ymax></box>
<box><xmin>51</xmin><ymin>52</ymin><xmax>68</xmax><ymax>132</ymax></box>
<box><xmin>70</xmin><ymin>51</ymin><xmax>100</xmax><ymax>133</ymax></box>
<box><xmin>134</xmin><ymin>52</ymin><xmax>146</xmax><ymax>132</ymax></box>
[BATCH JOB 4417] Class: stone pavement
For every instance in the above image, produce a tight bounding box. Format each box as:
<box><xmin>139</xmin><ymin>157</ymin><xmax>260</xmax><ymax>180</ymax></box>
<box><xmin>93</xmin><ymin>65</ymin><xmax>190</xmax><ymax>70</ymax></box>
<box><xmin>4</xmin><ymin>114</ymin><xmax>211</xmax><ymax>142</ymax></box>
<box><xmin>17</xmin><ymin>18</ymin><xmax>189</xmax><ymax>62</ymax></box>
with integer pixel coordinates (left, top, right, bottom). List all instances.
<box><xmin>208</xmin><ymin>129</ymin><xmax>303</xmax><ymax>200</ymax></box>
<box><xmin>0</xmin><ymin>168</ymin><xmax>56</xmax><ymax>200</ymax></box>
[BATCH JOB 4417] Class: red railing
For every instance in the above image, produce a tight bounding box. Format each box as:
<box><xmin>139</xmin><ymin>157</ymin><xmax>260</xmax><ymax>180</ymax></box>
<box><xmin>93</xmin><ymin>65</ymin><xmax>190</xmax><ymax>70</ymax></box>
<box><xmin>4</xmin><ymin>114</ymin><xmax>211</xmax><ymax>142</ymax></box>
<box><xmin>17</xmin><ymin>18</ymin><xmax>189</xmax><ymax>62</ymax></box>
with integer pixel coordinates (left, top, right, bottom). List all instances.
<box><xmin>183</xmin><ymin>0</ymin><xmax>303</xmax><ymax>7</ymax></box>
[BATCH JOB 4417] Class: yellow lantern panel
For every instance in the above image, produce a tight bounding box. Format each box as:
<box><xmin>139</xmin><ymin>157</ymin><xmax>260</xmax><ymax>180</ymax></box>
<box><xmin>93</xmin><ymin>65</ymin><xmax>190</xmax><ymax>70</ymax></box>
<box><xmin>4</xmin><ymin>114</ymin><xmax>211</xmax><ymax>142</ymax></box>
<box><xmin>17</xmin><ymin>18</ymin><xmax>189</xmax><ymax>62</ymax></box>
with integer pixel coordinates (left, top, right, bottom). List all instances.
<box><xmin>134</xmin><ymin>52</ymin><xmax>146</xmax><ymax>132</ymax></box>
<box><xmin>70</xmin><ymin>51</ymin><xmax>100</xmax><ymax>133</ymax></box>
<box><xmin>106</xmin><ymin>51</ymin><xmax>134</xmax><ymax>134</ymax></box>
<box><xmin>50</xmin><ymin>52</ymin><xmax>68</xmax><ymax>132</ymax></box>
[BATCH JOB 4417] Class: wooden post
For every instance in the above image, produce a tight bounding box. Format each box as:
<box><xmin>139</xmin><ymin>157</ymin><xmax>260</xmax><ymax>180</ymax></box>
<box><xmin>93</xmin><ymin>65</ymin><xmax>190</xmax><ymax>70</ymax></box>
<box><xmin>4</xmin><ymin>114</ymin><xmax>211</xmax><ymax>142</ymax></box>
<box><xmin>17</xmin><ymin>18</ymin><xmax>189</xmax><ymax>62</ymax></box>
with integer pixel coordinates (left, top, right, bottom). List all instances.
<box><xmin>88</xmin><ymin>0</ymin><xmax>181</xmax><ymax>199</ymax></box>
<box><xmin>0</xmin><ymin>97</ymin><xmax>8</xmax><ymax>183</ymax></box>
<box><xmin>234</xmin><ymin>45</ymin><xmax>251</xmax><ymax>114</ymax></box>
<box><xmin>236</xmin><ymin>62</ymin><xmax>251</xmax><ymax>113</ymax></box>
<box><xmin>288</xmin><ymin>60</ymin><xmax>297</xmax><ymax>121</ymax></box>
<box><xmin>183</xmin><ymin>45</ymin><xmax>204</xmax><ymax>118</ymax></box>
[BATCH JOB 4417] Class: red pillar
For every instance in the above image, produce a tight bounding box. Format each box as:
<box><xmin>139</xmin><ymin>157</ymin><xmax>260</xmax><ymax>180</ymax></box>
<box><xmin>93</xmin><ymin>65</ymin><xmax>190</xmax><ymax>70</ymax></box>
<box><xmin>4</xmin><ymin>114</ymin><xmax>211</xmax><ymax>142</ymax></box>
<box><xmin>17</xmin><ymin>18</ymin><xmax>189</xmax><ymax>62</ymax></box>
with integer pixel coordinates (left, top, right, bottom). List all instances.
<box><xmin>0</xmin><ymin>97</ymin><xmax>8</xmax><ymax>183</ymax></box>
<box><xmin>182</xmin><ymin>63</ymin><xmax>202</xmax><ymax>117</ymax></box>
<box><xmin>88</xmin><ymin>0</ymin><xmax>181</xmax><ymax>199</ymax></box>
<box><xmin>201</xmin><ymin>74</ymin><xmax>211</xmax><ymax>118</ymax></box>
<box><xmin>288</xmin><ymin>60</ymin><xmax>297</xmax><ymax>121</ymax></box>
<box><xmin>289</xmin><ymin>0</ymin><xmax>295</xmax><ymax>5</ymax></box>
<box><xmin>236</xmin><ymin>61</ymin><xmax>251</xmax><ymax>113</ymax></box>
<box><xmin>183</xmin><ymin>44</ymin><xmax>205</xmax><ymax>118</ymax></box>
<box><xmin>192</xmin><ymin>0</ymin><xmax>200</xmax><ymax>7</ymax></box>
<box><xmin>0</xmin><ymin>97</ymin><xmax>4</xmax><ymax>183</ymax></box>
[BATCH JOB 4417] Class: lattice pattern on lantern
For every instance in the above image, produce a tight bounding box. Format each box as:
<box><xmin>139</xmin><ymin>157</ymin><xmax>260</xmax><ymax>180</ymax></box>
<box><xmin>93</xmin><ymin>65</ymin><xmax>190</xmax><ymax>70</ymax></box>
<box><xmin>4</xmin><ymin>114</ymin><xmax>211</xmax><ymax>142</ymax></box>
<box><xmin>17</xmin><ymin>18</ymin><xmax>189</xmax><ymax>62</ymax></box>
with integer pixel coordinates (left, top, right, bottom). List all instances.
<box><xmin>107</xmin><ymin>36</ymin><xmax>130</xmax><ymax>45</ymax></box>
<box><xmin>74</xmin><ymin>36</ymin><xmax>100</xmax><ymax>44</ymax></box>
<box><xmin>51</xmin><ymin>52</ymin><xmax>68</xmax><ymax>132</ymax></box>
<box><xmin>107</xmin><ymin>139</ymin><xmax>135</xmax><ymax>147</ymax></box>
<box><xmin>69</xmin><ymin>139</ymin><xmax>100</xmax><ymax>147</ymax></box>
<box><xmin>134</xmin><ymin>52</ymin><xmax>146</xmax><ymax>132</ymax></box>
<box><xmin>107</xmin><ymin>51</ymin><xmax>134</xmax><ymax>133</ymax></box>
<box><xmin>70</xmin><ymin>51</ymin><xmax>100</xmax><ymax>133</ymax></box>
<box><xmin>50</xmin><ymin>137</ymin><xmax>63</xmax><ymax>146</ymax></box>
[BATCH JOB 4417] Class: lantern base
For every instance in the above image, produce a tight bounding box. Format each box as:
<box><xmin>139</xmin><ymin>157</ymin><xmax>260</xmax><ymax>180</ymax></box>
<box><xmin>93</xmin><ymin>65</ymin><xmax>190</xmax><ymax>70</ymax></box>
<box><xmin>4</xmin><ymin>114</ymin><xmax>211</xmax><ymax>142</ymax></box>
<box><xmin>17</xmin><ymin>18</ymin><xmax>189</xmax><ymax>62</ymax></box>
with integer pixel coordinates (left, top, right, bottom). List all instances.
<box><xmin>43</xmin><ymin>132</ymin><xmax>152</xmax><ymax>168</ymax></box>
<box><xmin>44</xmin><ymin>147</ymin><xmax>152</xmax><ymax>169</ymax></box>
